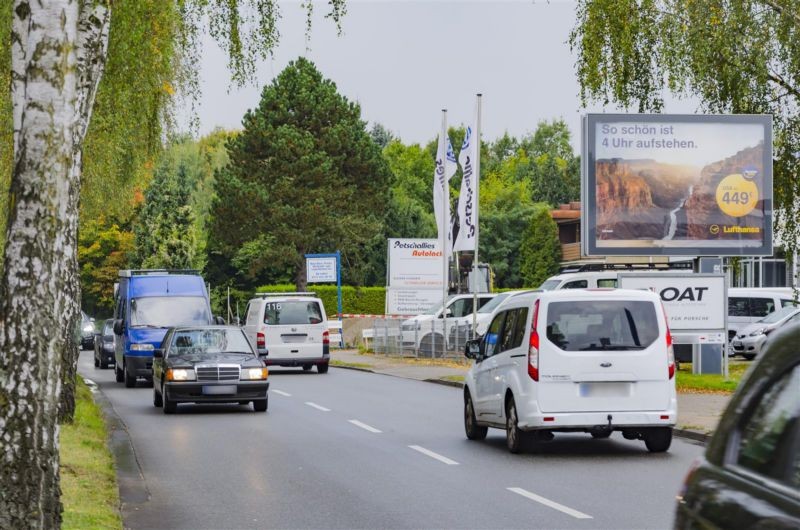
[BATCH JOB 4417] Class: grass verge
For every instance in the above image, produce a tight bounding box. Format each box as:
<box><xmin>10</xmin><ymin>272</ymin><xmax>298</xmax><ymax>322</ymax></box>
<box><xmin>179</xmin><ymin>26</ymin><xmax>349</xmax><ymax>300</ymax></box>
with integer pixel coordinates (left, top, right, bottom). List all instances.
<box><xmin>439</xmin><ymin>375</ymin><xmax>465</xmax><ymax>383</ymax></box>
<box><xmin>356</xmin><ymin>352</ymin><xmax>470</xmax><ymax>369</ymax></box>
<box><xmin>676</xmin><ymin>361</ymin><xmax>750</xmax><ymax>394</ymax></box>
<box><xmin>60</xmin><ymin>377</ymin><xmax>122</xmax><ymax>530</ymax></box>
<box><xmin>330</xmin><ymin>359</ymin><xmax>374</xmax><ymax>370</ymax></box>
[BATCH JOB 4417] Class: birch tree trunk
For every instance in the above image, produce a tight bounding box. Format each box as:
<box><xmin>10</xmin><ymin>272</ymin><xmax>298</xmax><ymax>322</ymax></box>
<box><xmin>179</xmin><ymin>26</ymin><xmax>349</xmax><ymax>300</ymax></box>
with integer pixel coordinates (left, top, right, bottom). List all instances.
<box><xmin>59</xmin><ymin>1</ymin><xmax>111</xmax><ymax>424</ymax></box>
<box><xmin>0</xmin><ymin>1</ymin><xmax>78</xmax><ymax>527</ymax></box>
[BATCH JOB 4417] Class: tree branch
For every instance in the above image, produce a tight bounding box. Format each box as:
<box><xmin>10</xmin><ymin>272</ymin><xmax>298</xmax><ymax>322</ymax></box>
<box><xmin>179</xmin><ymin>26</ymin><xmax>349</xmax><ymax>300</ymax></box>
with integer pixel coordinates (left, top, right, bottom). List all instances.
<box><xmin>761</xmin><ymin>0</ymin><xmax>800</xmax><ymax>26</ymax></box>
<box><xmin>767</xmin><ymin>71</ymin><xmax>800</xmax><ymax>101</ymax></box>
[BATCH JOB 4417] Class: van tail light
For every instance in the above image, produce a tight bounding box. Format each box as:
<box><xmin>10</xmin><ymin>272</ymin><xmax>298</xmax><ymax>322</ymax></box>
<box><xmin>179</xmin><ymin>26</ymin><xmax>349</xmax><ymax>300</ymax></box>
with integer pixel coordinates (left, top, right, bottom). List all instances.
<box><xmin>256</xmin><ymin>332</ymin><xmax>266</xmax><ymax>349</ymax></box>
<box><xmin>322</xmin><ymin>330</ymin><xmax>330</xmax><ymax>345</ymax></box>
<box><xmin>528</xmin><ymin>299</ymin><xmax>540</xmax><ymax>381</ymax></box>
<box><xmin>662</xmin><ymin>303</ymin><xmax>675</xmax><ymax>379</ymax></box>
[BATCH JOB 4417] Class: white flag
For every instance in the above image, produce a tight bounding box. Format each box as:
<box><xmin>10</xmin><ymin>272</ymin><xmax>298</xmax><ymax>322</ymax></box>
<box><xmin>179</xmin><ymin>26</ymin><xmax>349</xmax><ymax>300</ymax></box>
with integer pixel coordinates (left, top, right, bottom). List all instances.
<box><xmin>454</xmin><ymin>123</ymin><xmax>479</xmax><ymax>251</ymax></box>
<box><xmin>433</xmin><ymin>134</ymin><xmax>458</xmax><ymax>259</ymax></box>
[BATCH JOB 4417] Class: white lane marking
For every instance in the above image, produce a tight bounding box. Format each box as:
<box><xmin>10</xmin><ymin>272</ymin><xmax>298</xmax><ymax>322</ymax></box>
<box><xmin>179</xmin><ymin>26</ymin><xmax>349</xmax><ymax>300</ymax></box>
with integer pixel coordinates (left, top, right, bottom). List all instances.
<box><xmin>507</xmin><ymin>487</ymin><xmax>593</xmax><ymax>519</ymax></box>
<box><xmin>272</xmin><ymin>390</ymin><xmax>291</xmax><ymax>397</ymax></box>
<box><xmin>305</xmin><ymin>401</ymin><xmax>330</xmax><ymax>412</ymax></box>
<box><xmin>408</xmin><ymin>445</ymin><xmax>459</xmax><ymax>465</ymax></box>
<box><xmin>348</xmin><ymin>419</ymin><xmax>382</xmax><ymax>433</ymax></box>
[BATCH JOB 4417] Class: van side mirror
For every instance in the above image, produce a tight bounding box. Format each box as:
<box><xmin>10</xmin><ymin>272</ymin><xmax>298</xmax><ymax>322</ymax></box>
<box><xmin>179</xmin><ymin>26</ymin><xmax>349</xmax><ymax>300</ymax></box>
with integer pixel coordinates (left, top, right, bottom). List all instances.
<box><xmin>465</xmin><ymin>339</ymin><xmax>483</xmax><ymax>360</ymax></box>
<box><xmin>113</xmin><ymin>319</ymin><xmax>124</xmax><ymax>335</ymax></box>
<box><xmin>214</xmin><ymin>315</ymin><xmax>226</xmax><ymax>325</ymax></box>
<box><xmin>153</xmin><ymin>349</ymin><xmax>164</xmax><ymax>359</ymax></box>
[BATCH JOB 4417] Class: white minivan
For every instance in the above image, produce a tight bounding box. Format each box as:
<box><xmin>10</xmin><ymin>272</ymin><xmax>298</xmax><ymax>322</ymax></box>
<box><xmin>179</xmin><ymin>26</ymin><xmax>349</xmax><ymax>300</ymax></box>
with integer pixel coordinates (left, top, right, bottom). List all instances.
<box><xmin>463</xmin><ymin>289</ymin><xmax>677</xmax><ymax>454</ymax></box>
<box><xmin>243</xmin><ymin>293</ymin><xmax>330</xmax><ymax>373</ymax></box>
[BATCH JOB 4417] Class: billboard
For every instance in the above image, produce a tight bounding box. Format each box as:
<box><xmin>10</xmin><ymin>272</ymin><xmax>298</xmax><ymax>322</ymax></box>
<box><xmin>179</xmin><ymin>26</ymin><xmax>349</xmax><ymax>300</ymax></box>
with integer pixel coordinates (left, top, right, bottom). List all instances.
<box><xmin>583</xmin><ymin>114</ymin><xmax>773</xmax><ymax>256</ymax></box>
<box><xmin>386</xmin><ymin>239</ymin><xmax>443</xmax><ymax>315</ymax></box>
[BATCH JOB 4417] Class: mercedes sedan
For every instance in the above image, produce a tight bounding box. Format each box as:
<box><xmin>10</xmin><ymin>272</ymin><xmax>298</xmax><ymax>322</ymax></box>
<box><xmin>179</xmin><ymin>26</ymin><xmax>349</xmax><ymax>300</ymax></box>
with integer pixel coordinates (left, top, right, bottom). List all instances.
<box><xmin>152</xmin><ymin>326</ymin><xmax>269</xmax><ymax>414</ymax></box>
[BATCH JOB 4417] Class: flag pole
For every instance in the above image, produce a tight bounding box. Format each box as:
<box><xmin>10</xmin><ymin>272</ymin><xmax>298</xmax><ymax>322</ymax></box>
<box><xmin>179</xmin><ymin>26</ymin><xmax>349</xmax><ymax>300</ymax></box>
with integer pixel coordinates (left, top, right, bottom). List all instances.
<box><xmin>441</xmin><ymin>109</ymin><xmax>449</xmax><ymax>355</ymax></box>
<box><xmin>472</xmin><ymin>94</ymin><xmax>482</xmax><ymax>339</ymax></box>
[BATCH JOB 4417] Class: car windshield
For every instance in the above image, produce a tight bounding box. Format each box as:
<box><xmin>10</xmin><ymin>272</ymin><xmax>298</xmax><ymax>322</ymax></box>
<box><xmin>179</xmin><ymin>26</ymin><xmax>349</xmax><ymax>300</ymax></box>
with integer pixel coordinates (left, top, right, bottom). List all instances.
<box><xmin>263</xmin><ymin>300</ymin><xmax>324</xmax><ymax>325</ymax></box>
<box><xmin>477</xmin><ymin>293</ymin><xmax>511</xmax><ymax>314</ymax></box>
<box><xmin>546</xmin><ymin>300</ymin><xmax>659</xmax><ymax>351</ymax></box>
<box><xmin>169</xmin><ymin>328</ymin><xmax>253</xmax><ymax>357</ymax></box>
<box><xmin>538</xmin><ymin>279</ymin><xmax>562</xmax><ymax>291</ymax></box>
<box><xmin>759</xmin><ymin>306</ymin><xmax>798</xmax><ymax>324</ymax></box>
<box><xmin>130</xmin><ymin>296</ymin><xmax>210</xmax><ymax>328</ymax></box>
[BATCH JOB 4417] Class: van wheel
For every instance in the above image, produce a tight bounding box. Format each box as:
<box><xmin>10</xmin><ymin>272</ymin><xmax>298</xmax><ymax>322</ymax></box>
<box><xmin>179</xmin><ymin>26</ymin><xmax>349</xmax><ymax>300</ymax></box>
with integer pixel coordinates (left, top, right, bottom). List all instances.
<box><xmin>115</xmin><ymin>363</ymin><xmax>124</xmax><ymax>383</ymax></box>
<box><xmin>153</xmin><ymin>386</ymin><xmax>162</xmax><ymax>407</ymax></box>
<box><xmin>505</xmin><ymin>397</ymin><xmax>524</xmax><ymax>454</ymax></box>
<box><xmin>317</xmin><ymin>363</ymin><xmax>329</xmax><ymax>374</ymax></box>
<box><xmin>253</xmin><ymin>398</ymin><xmax>268</xmax><ymax>412</ymax></box>
<box><xmin>123</xmin><ymin>361</ymin><xmax>136</xmax><ymax>388</ymax></box>
<box><xmin>644</xmin><ymin>428</ymin><xmax>672</xmax><ymax>453</ymax></box>
<box><xmin>464</xmin><ymin>392</ymin><xmax>487</xmax><ymax>441</ymax></box>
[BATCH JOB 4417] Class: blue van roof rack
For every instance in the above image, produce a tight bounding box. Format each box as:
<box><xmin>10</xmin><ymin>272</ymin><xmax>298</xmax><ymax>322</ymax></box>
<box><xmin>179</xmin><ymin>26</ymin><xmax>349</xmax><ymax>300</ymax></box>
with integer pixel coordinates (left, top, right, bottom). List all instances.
<box><xmin>118</xmin><ymin>269</ymin><xmax>200</xmax><ymax>277</ymax></box>
<box><xmin>254</xmin><ymin>292</ymin><xmax>317</xmax><ymax>297</ymax></box>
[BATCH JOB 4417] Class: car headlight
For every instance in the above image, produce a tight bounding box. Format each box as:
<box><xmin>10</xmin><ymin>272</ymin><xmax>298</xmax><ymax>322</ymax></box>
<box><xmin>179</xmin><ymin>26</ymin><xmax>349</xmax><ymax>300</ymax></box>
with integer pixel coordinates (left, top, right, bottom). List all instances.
<box><xmin>241</xmin><ymin>367</ymin><xmax>268</xmax><ymax>380</ymax></box>
<box><xmin>749</xmin><ymin>328</ymin><xmax>766</xmax><ymax>337</ymax></box>
<box><xmin>166</xmin><ymin>368</ymin><xmax>196</xmax><ymax>381</ymax></box>
<box><xmin>130</xmin><ymin>343</ymin><xmax>154</xmax><ymax>351</ymax></box>
<box><xmin>82</xmin><ymin>324</ymin><xmax>94</xmax><ymax>333</ymax></box>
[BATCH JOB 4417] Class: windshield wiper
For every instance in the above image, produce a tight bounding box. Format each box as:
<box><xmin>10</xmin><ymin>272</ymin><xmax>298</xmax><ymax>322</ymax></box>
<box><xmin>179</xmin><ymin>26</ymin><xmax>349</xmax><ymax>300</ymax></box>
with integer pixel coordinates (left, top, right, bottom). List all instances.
<box><xmin>578</xmin><ymin>344</ymin><xmax>644</xmax><ymax>351</ymax></box>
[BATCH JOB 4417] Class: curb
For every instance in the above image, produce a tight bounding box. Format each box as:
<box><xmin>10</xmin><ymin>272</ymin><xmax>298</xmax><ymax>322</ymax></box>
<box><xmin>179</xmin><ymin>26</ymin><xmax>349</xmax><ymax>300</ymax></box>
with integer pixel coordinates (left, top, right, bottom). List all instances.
<box><xmin>90</xmin><ymin>382</ymin><xmax>150</xmax><ymax>511</ymax></box>
<box><xmin>332</xmin><ymin>363</ymin><xmax>713</xmax><ymax>444</ymax></box>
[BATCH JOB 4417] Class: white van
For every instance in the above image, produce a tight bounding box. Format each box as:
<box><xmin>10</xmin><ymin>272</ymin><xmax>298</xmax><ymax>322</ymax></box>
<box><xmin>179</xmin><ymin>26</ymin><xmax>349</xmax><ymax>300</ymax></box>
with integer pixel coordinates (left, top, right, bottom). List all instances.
<box><xmin>243</xmin><ymin>293</ymin><xmax>330</xmax><ymax>373</ymax></box>
<box><xmin>464</xmin><ymin>289</ymin><xmax>677</xmax><ymax>454</ymax></box>
<box><xmin>538</xmin><ymin>271</ymin><xmax>619</xmax><ymax>290</ymax></box>
<box><xmin>400</xmin><ymin>293</ymin><xmax>495</xmax><ymax>353</ymax></box>
<box><xmin>727</xmin><ymin>288</ymin><xmax>797</xmax><ymax>341</ymax></box>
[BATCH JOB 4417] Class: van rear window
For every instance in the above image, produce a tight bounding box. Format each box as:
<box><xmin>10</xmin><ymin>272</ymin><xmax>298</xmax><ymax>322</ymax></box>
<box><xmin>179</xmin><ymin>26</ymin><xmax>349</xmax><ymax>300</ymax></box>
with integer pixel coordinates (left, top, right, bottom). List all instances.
<box><xmin>546</xmin><ymin>301</ymin><xmax>659</xmax><ymax>351</ymax></box>
<box><xmin>263</xmin><ymin>301</ymin><xmax>324</xmax><ymax>325</ymax></box>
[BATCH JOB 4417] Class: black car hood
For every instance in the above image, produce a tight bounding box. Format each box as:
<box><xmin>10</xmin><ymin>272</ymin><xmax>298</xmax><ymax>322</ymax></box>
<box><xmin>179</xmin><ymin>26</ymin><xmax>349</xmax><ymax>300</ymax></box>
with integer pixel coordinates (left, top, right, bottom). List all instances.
<box><xmin>167</xmin><ymin>352</ymin><xmax>258</xmax><ymax>366</ymax></box>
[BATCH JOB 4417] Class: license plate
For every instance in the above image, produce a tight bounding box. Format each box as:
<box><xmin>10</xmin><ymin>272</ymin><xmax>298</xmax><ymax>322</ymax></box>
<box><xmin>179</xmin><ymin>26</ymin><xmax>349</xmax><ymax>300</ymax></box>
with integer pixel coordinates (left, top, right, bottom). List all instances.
<box><xmin>733</xmin><ymin>341</ymin><xmax>743</xmax><ymax>348</ymax></box>
<box><xmin>579</xmin><ymin>382</ymin><xmax>632</xmax><ymax>398</ymax></box>
<box><xmin>202</xmin><ymin>385</ymin><xmax>237</xmax><ymax>395</ymax></box>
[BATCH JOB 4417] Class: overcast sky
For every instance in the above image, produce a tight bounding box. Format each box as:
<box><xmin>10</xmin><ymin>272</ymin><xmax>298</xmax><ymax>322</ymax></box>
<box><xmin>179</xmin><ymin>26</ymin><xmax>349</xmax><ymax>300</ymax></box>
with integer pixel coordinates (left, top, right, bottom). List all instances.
<box><xmin>181</xmin><ymin>0</ymin><xmax>697</xmax><ymax>148</ymax></box>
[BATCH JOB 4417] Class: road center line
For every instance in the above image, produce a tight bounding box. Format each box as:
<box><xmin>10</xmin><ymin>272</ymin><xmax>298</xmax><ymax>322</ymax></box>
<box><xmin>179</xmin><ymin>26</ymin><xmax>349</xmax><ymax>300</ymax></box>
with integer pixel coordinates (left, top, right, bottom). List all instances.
<box><xmin>348</xmin><ymin>419</ymin><xmax>382</xmax><ymax>433</ymax></box>
<box><xmin>272</xmin><ymin>390</ymin><xmax>291</xmax><ymax>397</ymax></box>
<box><xmin>305</xmin><ymin>401</ymin><xmax>330</xmax><ymax>411</ymax></box>
<box><xmin>408</xmin><ymin>445</ymin><xmax>459</xmax><ymax>465</ymax></box>
<box><xmin>507</xmin><ymin>487</ymin><xmax>592</xmax><ymax>519</ymax></box>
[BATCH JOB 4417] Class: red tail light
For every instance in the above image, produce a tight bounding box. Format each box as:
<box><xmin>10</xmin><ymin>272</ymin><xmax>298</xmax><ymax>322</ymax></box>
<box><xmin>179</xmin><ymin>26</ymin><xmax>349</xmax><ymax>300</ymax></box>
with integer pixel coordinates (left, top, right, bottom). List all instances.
<box><xmin>662</xmin><ymin>303</ymin><xmax>675</xmax><ymax>379</ymax></box>
<box><xmin>322</xmin><ymin>330</ymin><xmax>330</xmax><ymax>345</ymax></box>
<box><xmin>528</xmin><ymin>299</ymin><xmax>540</xmax><ymax>381</ymax></box>
<box><xmin>256</xmin><ymin>332</ymin><xmax>265</xmax><ymax>349</ymax></box>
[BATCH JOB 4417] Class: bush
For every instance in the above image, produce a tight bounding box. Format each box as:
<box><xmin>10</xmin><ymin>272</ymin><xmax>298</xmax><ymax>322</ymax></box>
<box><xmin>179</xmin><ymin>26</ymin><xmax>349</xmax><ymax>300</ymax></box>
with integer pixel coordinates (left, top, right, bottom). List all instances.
<box><xmin>255</xmin><ymin>284</ymin><xmax>386</xmax><ymax>317</ymax></box>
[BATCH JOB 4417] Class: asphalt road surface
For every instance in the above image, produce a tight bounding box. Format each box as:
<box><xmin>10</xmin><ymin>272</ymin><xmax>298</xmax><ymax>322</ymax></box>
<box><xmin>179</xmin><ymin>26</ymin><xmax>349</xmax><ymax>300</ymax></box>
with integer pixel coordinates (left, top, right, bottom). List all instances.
<box><xmin>78</xmin><ymin>350</ymin><xmax>703</xmax><ymax>529</ymax></box>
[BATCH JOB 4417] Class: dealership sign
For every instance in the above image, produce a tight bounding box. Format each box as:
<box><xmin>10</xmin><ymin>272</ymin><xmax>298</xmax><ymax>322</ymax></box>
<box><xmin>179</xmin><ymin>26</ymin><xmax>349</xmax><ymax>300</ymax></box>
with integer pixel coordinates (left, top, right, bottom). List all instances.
<box><xmin>386</xmin><ymin>239</ymin><xmax>443</xmax><ymax>314</ymax></box>
<box><xmin>306</xmin><ymin>256</ymin><xmax>337</xmax><ymax>283</ymax></box>
<box><xmin>618</xmin><ymin>273</ymin><xmax>727</xmax><ymax>342</ymax></box>
<box><xmin>582</xmin><ymin>114</ymin><xmax>773</xmax><ymax>256</ymax></box>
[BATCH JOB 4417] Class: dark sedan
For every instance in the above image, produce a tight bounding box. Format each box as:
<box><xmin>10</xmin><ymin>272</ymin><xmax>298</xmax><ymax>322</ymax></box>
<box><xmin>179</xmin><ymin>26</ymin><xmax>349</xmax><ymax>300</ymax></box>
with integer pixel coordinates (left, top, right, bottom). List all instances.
<box><xmin>152</xmin><ymin>326</ymin><xmax>269</xmax><ymax>414</ymax></box>
<box><xmin>674</xmin><ymin>322</ymin><xmax>800</xmax><ymax>529</ymax></box>
<box><xmin>94</xmin><ymin>318</ymin><xmax>115</xmax><ymax>369</ymax></box>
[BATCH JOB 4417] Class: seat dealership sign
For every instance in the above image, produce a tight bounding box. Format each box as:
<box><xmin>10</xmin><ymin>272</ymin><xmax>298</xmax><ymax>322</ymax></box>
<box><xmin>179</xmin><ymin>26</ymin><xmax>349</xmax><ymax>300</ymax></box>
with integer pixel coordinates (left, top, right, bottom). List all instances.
<box><xmin>386</xmin><ymin>239</ymin><xmax>443</xmax><ymax>314</ymax></box>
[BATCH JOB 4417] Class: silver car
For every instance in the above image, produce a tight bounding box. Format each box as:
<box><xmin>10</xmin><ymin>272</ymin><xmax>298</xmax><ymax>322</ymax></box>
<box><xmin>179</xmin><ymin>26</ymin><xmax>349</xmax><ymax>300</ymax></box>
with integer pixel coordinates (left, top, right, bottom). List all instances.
<box><xmin>731</xmin><ymin>306</ymin><xmax>800</xmax><ymax>360</ymax></box>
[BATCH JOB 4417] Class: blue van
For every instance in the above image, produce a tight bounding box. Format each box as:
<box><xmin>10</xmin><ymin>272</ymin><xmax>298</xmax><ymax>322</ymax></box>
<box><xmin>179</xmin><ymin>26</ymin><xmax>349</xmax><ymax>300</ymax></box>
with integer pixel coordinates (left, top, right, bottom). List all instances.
<box><xmin>113</xmin><ymin>270</ymin><xmax>216</xmax><ymax>387</ymax></box>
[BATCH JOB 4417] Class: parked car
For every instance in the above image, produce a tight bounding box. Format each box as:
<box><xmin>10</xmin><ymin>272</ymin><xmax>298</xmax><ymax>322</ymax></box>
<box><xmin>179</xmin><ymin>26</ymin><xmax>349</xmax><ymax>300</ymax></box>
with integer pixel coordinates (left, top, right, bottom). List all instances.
<box><xmin>152</xmin><ymin>326</ymin><xmax>269</xmax><ymax>414</ymax></box>
<box><xmin>401</xmin><ymin>293</ymin><xmax>496</xmax><ymax>354</ymax></box>
<box><xmin>243</xmin><ymin>292</ymin><xmax>330</xmax><ymax>373</ymax></box>
<box><xmin>80</xmin><ymin>311</ymin><xmax>96</xmax><ymax>350</ymax></box>
<box><xmin>453</xmin><ymin>290</ymin><xmax>537</xmax><ymax>338</ymax></box>
<box><xmin>463</xmin><ymin>289</ymin><xmax>676</xmax><ymax>454</ymax></box>
<box><xmin>94</xmin><ymin>318</ymin><xmax>115</xmax><ymax>369</ymax></box>
<box><xmin>728</xmin><ymin>287</ymin><xmax>797</xmax><ymax>341</ymax></box>
<box><xmin>731</xmin><ymin>306</ymin><xmax>800</xmax><ymax>360</ymax></box>
<box><xmin>114</xmin><ymin>269</ymin><xmax>218</xmax><ymax>388</ymax></box>
<box><xmin>674</xmin><ymin>322</ymin><xmax>800</xmax><ymax>529</ymax></box>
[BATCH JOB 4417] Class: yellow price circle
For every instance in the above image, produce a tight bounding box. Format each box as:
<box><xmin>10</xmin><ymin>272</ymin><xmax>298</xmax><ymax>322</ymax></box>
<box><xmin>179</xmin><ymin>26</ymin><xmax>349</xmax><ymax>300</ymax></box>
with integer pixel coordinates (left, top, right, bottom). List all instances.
<box><xmin>715</xmin><ymin>174</ymin><xmax>758</xmax><ymax>217</ymax></box>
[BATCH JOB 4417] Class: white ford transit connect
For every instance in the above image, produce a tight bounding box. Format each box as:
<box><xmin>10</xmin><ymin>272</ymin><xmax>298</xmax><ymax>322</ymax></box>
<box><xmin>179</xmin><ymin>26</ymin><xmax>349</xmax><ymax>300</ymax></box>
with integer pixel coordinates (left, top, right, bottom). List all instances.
<box><xmin>463</xmin><ymin>289</ymin><xmax>677</xmax><ymax>453</ymax></box>
<box><xmin>243</xmin><ymin>293</ymin><xmax>330</xmax><ymax>373</ymax></box>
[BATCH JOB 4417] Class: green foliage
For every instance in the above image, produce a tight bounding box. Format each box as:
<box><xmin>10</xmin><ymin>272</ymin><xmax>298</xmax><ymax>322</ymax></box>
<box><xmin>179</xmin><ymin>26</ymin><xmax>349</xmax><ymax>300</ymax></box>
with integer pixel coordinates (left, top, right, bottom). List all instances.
<box><xmin>207</xmin><ymin>58</ymin><xmax>392</xmax><ymax>291</ymax></box>
<box><xmin>79</xmin><ymin>220</ymin><xmax>134</xmax><ymax>317</ymax></box>
<box><xmin>133</xmin><ymin>161</ymin><xmax>197</xmax><ymax>270</ymax></box>
<box><xmin>255</xmin><ymin>284</ymin><xmax>386</xmax><ymax>317</ymax></box>
<box><xmin>520</xmin><ymin>206</ymin><xmax>562</xmax><ymax>288</ymax></box>
<box><xmin>570</xmin><ymin>0</ymin><xmax>800</xmax><ymax>257</ymax></box>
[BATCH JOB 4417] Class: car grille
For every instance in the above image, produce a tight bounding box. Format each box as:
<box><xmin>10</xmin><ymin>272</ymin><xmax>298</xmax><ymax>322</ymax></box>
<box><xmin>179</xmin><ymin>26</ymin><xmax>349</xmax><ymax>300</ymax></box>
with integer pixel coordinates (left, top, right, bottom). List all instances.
<box><xmin>196</xmin><ymin>365</ymin><xmax>240</xmax><ymax>382</ymax></box>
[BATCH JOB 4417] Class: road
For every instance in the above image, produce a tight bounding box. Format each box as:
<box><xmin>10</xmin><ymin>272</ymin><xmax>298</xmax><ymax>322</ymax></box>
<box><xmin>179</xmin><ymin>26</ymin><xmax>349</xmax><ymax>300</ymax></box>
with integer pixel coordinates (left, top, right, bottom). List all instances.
<box><xmin>79</xmin><ymin>350</ymin><xmax>702</xmax><ymax>529</ymax></box>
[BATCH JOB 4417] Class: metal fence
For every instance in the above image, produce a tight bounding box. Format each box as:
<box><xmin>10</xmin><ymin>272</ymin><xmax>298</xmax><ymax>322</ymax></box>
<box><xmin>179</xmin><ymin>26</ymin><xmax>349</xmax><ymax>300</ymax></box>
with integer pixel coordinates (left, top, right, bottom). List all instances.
<box><xmin>367</xmin><ymin>318</ymin><xmax>473</xmax><ymax>358</ymax></box>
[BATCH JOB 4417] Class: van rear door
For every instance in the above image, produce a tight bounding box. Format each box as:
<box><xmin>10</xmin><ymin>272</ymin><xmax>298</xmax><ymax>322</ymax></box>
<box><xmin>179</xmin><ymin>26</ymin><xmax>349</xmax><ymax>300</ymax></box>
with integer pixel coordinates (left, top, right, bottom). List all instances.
<box><xmin>538</xmin><ymin>297</ymin><xmax>671</xmax><ymax>413</ymax></box>
<box><xmin>261</xmin><ymin>299</ymin><xmax>326</xmax><ymax>359</ymax></box>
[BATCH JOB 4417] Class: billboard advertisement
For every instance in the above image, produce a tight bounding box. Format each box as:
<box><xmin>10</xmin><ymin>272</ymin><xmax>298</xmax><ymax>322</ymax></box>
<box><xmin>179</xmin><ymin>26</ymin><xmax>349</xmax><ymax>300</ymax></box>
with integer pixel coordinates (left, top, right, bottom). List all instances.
<box><xmin>583</xmin><ymin>114</ymin><xmax>773</xmax><ymax>256</ymax></box>
<box><xmin>306</xmin><ymin>256</ymin><xmax>337</xmax><ymax>283</ymax></box>
<box><xmin>386</xmin><ymin>239</ymin><xmax>443</xmax><ymax>315</ymax></box>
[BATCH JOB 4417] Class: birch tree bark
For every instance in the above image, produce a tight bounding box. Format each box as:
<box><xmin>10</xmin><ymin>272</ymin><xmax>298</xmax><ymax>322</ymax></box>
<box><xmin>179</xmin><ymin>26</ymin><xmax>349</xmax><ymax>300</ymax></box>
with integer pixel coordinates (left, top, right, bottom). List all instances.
<box><xmin>0</xmin><ymin>0</ymin><xmax>78</xmax><ymax>527</ymax></box>
<box><xmin>59</xmin><ymin>0</ymin><xmax>111</xmax><ymax>424</ymax></box>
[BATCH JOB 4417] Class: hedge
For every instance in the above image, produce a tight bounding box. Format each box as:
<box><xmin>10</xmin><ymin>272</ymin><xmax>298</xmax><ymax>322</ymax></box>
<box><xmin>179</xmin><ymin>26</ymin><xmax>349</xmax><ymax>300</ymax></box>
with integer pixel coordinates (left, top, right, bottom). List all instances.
<box><xmin>255</xmin><ymin>284</ymin><xmax>385</xmax><ymax>317</ymax></box>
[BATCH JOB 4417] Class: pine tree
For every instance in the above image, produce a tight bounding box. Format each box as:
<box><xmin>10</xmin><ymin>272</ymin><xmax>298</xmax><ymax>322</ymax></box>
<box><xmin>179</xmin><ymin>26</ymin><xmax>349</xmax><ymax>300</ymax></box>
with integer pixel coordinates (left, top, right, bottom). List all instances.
<box><xmin>520</xmin><ymin>206</ymin><xmax>562</xmax><ymax>288</ymax></box>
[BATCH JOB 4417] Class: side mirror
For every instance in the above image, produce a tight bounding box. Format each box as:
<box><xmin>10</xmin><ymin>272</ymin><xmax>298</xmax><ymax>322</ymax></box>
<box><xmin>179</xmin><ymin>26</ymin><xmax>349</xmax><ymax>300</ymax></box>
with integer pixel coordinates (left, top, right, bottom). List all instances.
<box><xmin>464</xmin><ymin>339</ymin><xmax>482</xmax><ymax>360</ymax></box>
<box><xmin>113</xmin><ymin>319</ymin><xmax>124</xmax><ymax>335</ymax></box>
<box><xmin>258</xmin><ymin>349</ymin><xmax>269</xmax><ymax>359</ymax></box>
<box><xmin>214</xmin><ymin>315</ymin><xmax>226</xmax><ymax>325</ymax></box>
<box><xmin>445</xmin><ymin>309</ymin><xmax>453</xmax><ymax>318</ymax></box>
<box><xmin>153</xmin><ymin>349</ymin><xmax>164</xmax><ymax>359</ymax></box>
